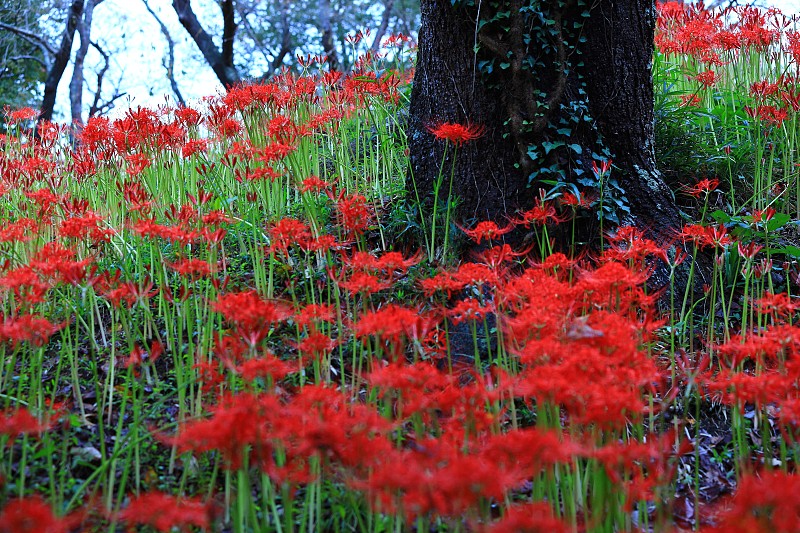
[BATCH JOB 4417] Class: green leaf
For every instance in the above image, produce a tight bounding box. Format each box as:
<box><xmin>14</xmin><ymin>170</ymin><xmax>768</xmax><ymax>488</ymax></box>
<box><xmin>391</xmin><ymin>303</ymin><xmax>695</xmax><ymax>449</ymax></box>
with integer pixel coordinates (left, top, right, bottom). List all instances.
<box><xmin>710</xmin><ymin>209</ymin><xmax>731</xmax><ymax>224</ymax></box>
<box><xmin>767</xmin><ymin>213</ymin><xmax>791</xmax><ymax>232</ymax></box>
<box><xmin>542</xmin><ymin>140</ymin><xmax>564</xmax><ymax>154</ymax></box>
<box><xmin>770</xmin><ymin>245</ymin><xmax>800</xmax><ymax>257</ymax></box>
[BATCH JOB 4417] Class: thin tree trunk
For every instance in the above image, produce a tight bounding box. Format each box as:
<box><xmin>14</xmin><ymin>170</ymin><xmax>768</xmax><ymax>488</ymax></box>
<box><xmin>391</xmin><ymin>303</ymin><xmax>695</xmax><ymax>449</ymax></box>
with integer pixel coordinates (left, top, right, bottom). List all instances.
<box><xmin>69</xmin><ymin>0</ymin><xmax>100</xmax><ymax>127</ymax></box>
<box><xmin>370</xmin><ymin>0</ymin><xmax>396</xmax><ymax>55</ymax></box>
<box><xmin>40</xmin><ymin>0</ymin><xmax>84</xmax><ymax>123</ymax></box>
<box><xmin>319</xmin><ymin>0</ymin><xmax>340</xmax><ymax>71</ymax></box>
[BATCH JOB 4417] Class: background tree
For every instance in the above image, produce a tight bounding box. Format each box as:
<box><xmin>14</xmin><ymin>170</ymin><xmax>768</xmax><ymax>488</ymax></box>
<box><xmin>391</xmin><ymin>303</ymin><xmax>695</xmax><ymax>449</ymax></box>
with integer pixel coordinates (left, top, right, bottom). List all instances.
<box><xmin>0</xmin><ymin>0</ymin><xmax>53</xmax><ymax>115</ymax></box>
<box><xmin>172</xmin><ymin>0</ymin><xmax>419</xmax><ymax>87</ymax></box>
<box><xmin>408</xmin><ymin>0</ymin><xmax>691</xmax><ymax>286</ymax></box>
<box><xmin>0</xmin><ymin>0</ymin><xmax>123</xmax><ymax>126</ymax></box>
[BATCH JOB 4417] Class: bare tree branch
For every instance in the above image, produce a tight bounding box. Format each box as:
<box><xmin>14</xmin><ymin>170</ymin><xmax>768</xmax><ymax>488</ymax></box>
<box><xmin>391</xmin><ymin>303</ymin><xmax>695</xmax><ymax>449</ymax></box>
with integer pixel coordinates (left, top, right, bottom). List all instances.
<box><xmin>3</xmin><ymin>54</ymin><xmax>47</xmax><ymax>69</ymax></box>
<box><xmin>370</xmin><ymin>0</ymin><xmax>396</xmax><ymax>55</ymax></box>
<box><xmin>257</xmin><ymin>0</ymin><xmax>292</xmax><ymax>82</ymax></box>
<box><xmin>172</xmin><ymin>0</ymin><xmax>240</xmax><ymax>88</ymax></box>
<box><xmin>142</xmin><ymin>0</ymin><xmax>185</xmax><ymax>106</ymax></box>
<box><xmin>87</xmin><ymin>40</ymin><xmax>124</xmax><ymax>117</ymax></box>
<box><xmin>234</xmin><ymin>6</ymin><xmax>274</xmax><ymax>68</ymax></box>
<box><xmin>0</xmin><ymin>22</ymin><xmax>57</xmax><ymax>56</ymax></box>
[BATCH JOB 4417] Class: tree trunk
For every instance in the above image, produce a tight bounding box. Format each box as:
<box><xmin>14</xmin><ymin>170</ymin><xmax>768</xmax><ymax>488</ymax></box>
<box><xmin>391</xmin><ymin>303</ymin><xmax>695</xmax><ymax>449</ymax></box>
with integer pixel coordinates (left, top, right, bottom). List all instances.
<box><xmin>172</xmin><ymin>0</ymin><xmax>240</xmax><ymax>88</ymax></box>
<box><xmin>40</xmin><ymin>0</ymin><xmax>84</xmax><ymax>123</ymax></box>
<box><xmin>318</xmin><ymin>0</ymin><xmax>340</xmax><ymax>72</ymax></box>
<box><xmin>408</xmin><ymin>0</ymin><xmax>707</xmax><ymax>293</ymax></box>
<box><xmin>69</xmin><ymin>0</ymin><xmax>100</xmax><ymax>127</ymax></box>
<box><xmin>407</xmin><ymin>1</ymin><xmax>527</xmax><ymax>224</ymax></box>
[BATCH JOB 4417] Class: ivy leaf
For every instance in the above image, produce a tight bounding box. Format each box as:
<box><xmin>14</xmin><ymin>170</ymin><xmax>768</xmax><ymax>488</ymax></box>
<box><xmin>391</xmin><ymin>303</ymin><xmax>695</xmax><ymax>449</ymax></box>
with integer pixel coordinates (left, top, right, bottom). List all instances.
<box><xmin>542</xmin><ymin>140</ymin><xmax>564</xmax><ymax>154</ymax></box>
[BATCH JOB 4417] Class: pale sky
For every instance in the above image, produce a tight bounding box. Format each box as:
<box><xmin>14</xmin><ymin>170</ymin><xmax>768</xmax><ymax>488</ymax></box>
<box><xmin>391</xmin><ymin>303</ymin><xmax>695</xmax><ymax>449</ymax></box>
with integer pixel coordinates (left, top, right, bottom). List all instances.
<box><xmin>51</xmin><ymin>0</ymin><xmax>800</xmax><ymax>122</ymax></box>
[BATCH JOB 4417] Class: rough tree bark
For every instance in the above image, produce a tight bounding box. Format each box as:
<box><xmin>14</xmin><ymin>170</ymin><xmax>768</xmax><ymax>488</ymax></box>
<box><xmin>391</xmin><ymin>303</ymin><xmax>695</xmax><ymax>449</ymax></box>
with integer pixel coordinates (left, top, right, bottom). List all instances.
<box><xmin>408</xmin><ymin>0</ymin><xmax>704</xmax><ymax>292</ymax></box>
<box><xmin>408</xmin><ymin>1</ymin><xmax>525</xmax><ymax>223</ymax></box>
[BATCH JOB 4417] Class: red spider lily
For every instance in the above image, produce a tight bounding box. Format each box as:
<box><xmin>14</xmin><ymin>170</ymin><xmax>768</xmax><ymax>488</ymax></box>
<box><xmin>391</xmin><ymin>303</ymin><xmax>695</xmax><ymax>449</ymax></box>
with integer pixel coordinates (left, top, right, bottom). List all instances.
<box><xmin>574</xmin><ymin>261</ymin><xmax>653</xmax><ymax>316</ymax></box>
<box><xmin>294</xmin><ymin>303</ymin><xmax>335</xmax><ymax>328</ymax></box>
<box><xmin>355</xmin><ymin>304</ymin><xmax>438</xmax><ymax>346</ymax></box>
<box><xmin>367</xmin><ymin>360</ymin><xmax>456</xmax><ymax>417</ymax></box>
<box><xmin>166</xmin><ymin>392</ymin><xmax>283</xmax><ymax>471</ymax></box>
<box><xmin>513</xmin><ymin>314</ymin><xmax>658</xmax><ymax>429</ymax></box>
<box><xmin>0</xmin><ymin>314</ymin><xmax>65</xmax><ymax>347</ymax></box>
<box><xmin>117</xmin><ymin>179</ymin><xmax>153</xmax><ymax>215</ymax></box>
<box><xmin>458</xmin><ymin>220</ymin><xmax>515</xmax><ymax>244</ymax></box>
<box><xmin>169</xmin><ymin>387</ymin><xmax>392</xmax><ymax>483</ymax></box>
<box><xmin>181</xmin><ymin>139</ymin><xmax>208</xmax><ymax>158</ymax></box>
<box><xmin>454</xmin><ymin>261</ymin><xmax>503</xmax><ymax>287</ymax></box>
<box><xmin>448</xmin><ymin>298</ymin><xmax>493</xmax><ymax>325</ymax></box>
<box><xmin>715</xmin><ymin>324</ymin><xmax>800</xmax><ymax>368</ymax></box>
<box><xmin>257</xmin><ymin>141</ymin><xmax>297</xmax><ymax>164</ymax></box>
<box><xmin>482</xmin><ymin>502</ymin><xmax>569</xmax><ymax>533</ymax></box>
<box><xmin>471</xmin><ymin>243</ymin><xmax>531</xmax><ymax>272</ymax></box>
<box><xmin>591</xmin><ymin>158</ymin><xmax>613</xmax><ymax>177</ymax></box>
<box><xmin>376</xmin><ymin>250</ymin><xmax>422</xmax><ymax>274</ymax></box>
<box><xmin>737</xmin><ymin>241</ymin><xmax>763</xmax><ymax>261</ymax></box>
<box><xmin>132</xmin><ymin>218</ymin><xmax>199</xmax><ymax>246</ymax></box>
<box><xmin>212</xmin><ymin>291</ymin><xmax>292</xmax><ymax>346</ymax></box>
<box><xmin>299</xmin><ymin>175</ymin><xmax>330</xmax><ymax>194</ymax></box>
<box><xmin>592</xmin><ymin>432</ymin><xmax>688</xmax><ymax>510</ymax></box>
<box><xmin>331</xmin><ymin>191</ymin><xmax>373</xmax><ymax>235</ymax></box>
<box><xmin>268</xmin><ymin>217</ymin><xmax>314</xmax><ymax>254</ymax></box>
<box><xmin>167</xmin><ymin>258</ymin><xmax>215</xmax><ymax>279</ymax></box>
<box><xmin>0</xmin><ymin>265</ymin><xmax>49</xmax><ymax>305</ymax></box>
<box><xmin>295</xmin><ymin>330</ymin><xmax>338</xmax><ymax>360</ymax></box>
<box><xmin>125</xmin><ymin>341</ymin><xmax>164</xmax><ymax>368</ymax></box>
<box><xmin>679</xmin><ymin>223</ymin><xmax>731</xmax><ymax>250</ymax></box>
<box><xmin>358</xmin><ymin>427</ymin><xmax>573</xmax><ymax>521</ymax></box>
<box><xmin>684</xmin><ymin>177</ymin><xmax>719</xmax><ymax>198</ymax></box>
<box><xmin>419</xmin><ymin>269</ymin><xmax>464</xmax><ymax>298</ymax></box>
<box><xmin>334</xmin><ymin>269</ymin><xmax>392</xmax><ymax>296</ymax></box>
<box><xmin>704</xmin><ymin>369</ymin><xmax>791</xmax><ymax>409</ymax></box>
<box><xmin>513</xmin><ymin>199</ymin><xmax>565</xmax><ymax>227</ymax></box>
<box><xmin>58</xmin><ymin>211</ymin><xmax>114</xmax><ymax>242</ymax></box>
<box><xmin>703</xmin><ymin>470</ymin><xmax>800</xmax><ymax>533</ymax></box>
<box><xmin>0</xmin><ymin>407</ymin><xmax>50</xmax><ymax>445</ymax></box>
<box><xmin>235</xmin><ymin>353</ymin><xmax>296</xmax><ymax>383</ymax></box>
<box><xmin>680</xmin><ymin>94</ymin><xmax>701</xmax><ymax>107</ymax></box>
<box><xmin>603</xmin><ymin>226</ymin><xmax>669</xmax><ymax>269</ymax></box>
<box><xmin>694</xmin><ymin>69</ymin><xmax>717</xmax><ymax>88</ymax></box>
<box><xmin>0</xmin><ymin>217</ymin><xmax>39</xmax><ymax>243</ymax></box>
<box><xmin>560</xmin><ymin>190</ymin><xmax>596</xmax><ymax>209</ymax></box>
<box><xmin>426</xmin><ymin>121</ymin><xmax>485</xmax><ymax>146</ymax></box>
<box><xmin>201</xmin><ymin>210</ymin><xmax>232</xmax><ymax>226</ymax></box>
<box><xmin>5</xmin><ymin>106</ymin><xmax>38</xmax><ymax>122</ymax></box>
<box><xmin>116</xmin><ymin>491</ymin><xmax>214</xmax><ymax>533</ymax></box>
<box><xmin>174</xmin><ymin>105</ymin><xmax>202</xmax><ymax>126</ymax></box>
<box><xmin>0</xmin><ymin>495</ymin><xmax>82</xmax><ymax>533</ymax></box>
<box><xmin>751</xmin><ymin>206</ymin><xmax>776</xmax><ymax>224</ymax></box>
<box><xmin>754</xmin><ymin>291</ymin><xmax>798</xmax><ymax>322</ymax></box>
